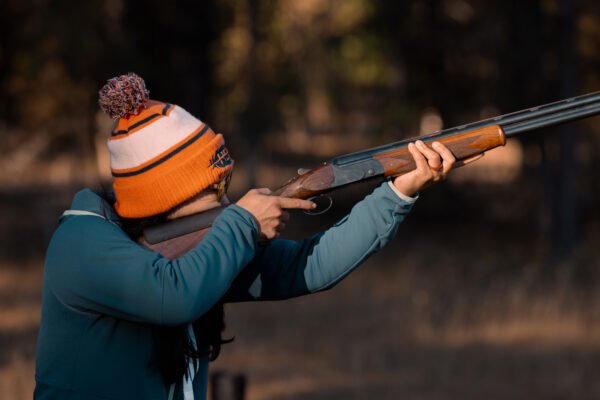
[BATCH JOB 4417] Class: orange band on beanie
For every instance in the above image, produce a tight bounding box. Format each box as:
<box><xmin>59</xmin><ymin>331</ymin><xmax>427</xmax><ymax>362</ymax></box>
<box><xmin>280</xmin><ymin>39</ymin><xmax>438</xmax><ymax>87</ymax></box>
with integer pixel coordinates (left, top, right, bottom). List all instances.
<box><xmin>113</xmin><ymin>130</ymin><xmax>233</xmax><ymax>218</ymax></box>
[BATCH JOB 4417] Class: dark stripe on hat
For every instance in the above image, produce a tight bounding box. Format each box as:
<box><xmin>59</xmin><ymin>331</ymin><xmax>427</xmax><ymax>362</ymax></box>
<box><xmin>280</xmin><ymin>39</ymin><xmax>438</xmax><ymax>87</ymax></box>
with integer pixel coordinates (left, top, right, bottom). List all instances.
<box><xmin>161</xmin><ymin>103</ymin><xmax>173</xmax><ymax>115</ymax></box>
<box><xmin>111</xmin><ymin>113</ymin><xmax>162</xmax><ymax>136</ymax></box>
<box><xmin>112</xmin><ymin>125</ymin><xmax>210</xmax><ymax>178</ymax></box>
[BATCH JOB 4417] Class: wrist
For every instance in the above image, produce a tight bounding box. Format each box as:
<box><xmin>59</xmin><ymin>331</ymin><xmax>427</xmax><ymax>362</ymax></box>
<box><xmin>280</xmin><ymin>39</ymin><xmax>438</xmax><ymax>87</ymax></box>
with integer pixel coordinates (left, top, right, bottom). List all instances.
<box><xmin>388</xmin><ymin>180</ymin><xmax>418</xmax><ymax>203</ymax></box>
<box><xmin>392</xmin><ymin>179</ymin><xmax>418</xmax><ymax>198</ymax></box>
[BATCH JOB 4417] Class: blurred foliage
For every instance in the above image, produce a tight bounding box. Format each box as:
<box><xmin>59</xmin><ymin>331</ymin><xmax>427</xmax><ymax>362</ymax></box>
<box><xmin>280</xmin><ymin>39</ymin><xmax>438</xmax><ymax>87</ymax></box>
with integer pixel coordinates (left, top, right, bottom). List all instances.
<box><xmin>2</xmin><ymin>0</ymin><xmax>600</xmax><ymax>253</ymax></box>
<box><xmin>2</xmin><ymin>0</ymin><xmax>600</xmax><ymax>158</ymax></box>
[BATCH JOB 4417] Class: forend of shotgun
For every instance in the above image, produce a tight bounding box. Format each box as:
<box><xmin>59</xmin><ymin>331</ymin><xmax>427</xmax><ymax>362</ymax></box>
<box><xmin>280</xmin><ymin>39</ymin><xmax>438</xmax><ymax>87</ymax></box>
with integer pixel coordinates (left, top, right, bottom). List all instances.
<box><xmin>273</xmin><ymin>125</ymin><xmax>506</xmax><ymax>199</ymax></box>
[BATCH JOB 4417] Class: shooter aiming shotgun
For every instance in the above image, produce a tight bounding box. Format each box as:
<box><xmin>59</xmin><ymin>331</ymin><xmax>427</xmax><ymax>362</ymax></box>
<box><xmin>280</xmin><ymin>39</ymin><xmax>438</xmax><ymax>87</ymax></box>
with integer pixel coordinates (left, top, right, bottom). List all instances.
<box><xmin>143</xmin><ymin>91</ymin><xmax>600</xmax><ymax>248</ymax></box>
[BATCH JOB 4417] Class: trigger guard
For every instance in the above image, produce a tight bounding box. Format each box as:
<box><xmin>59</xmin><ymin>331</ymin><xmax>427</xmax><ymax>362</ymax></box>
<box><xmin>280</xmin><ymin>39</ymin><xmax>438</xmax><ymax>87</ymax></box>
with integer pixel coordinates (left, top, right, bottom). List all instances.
<box><xmin>304</xmin><ymin>195</ymin><xmax>333</xmax><ymax>216</ymax></box>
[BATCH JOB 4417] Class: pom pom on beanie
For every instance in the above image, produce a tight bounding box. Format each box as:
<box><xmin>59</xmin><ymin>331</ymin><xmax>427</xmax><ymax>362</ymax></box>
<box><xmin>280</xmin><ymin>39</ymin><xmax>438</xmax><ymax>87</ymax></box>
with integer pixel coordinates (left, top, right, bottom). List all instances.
<box><xmin>98</xmin><ymin>73</ymin><xmax>150</xmax><ymax>119</ymax></box>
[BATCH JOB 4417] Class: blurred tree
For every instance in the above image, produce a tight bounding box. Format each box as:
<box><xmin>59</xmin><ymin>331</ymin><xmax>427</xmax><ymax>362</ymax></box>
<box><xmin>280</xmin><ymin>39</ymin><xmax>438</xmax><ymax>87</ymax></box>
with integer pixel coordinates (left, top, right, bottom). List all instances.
<box><xmin>240</xmin><ymin>0</ymin><xmax>260</xmax><ymax>187</ymax></box>
<box><xmin>120</xmin><ymin>0</ymin><xmax>219</xmax><ymax>117</ymax></box>
<box><xmin>0</xmin><ymin>0</ymin><xmax>14</xmax><ymax>127</ymax></box>
<box><xmin>556</xmin><ymin>0</ymin><xmax>578</xmax><ymax>258</ymax></box>
<box><xmin>0</xmin><ymin>0</ymin><xmax>599</xmax><ymax>259</ymax></box>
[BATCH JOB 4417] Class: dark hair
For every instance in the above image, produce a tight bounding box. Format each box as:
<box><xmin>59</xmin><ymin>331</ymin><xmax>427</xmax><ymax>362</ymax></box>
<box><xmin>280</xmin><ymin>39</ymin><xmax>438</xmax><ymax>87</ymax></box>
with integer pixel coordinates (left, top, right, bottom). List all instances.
<box><xmin>100</xmin><ymin>189</ymin><xmax>232</xmax><ymax>384</ymax></box>
<box><xmin>153</xmin><ymin>304</ymin><xmax>232</xmax><ymax>384</ymax></box>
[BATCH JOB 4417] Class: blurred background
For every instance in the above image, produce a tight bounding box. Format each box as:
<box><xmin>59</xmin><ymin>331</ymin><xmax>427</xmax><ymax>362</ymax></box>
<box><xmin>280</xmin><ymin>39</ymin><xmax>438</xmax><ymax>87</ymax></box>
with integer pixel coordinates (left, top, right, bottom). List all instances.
<box><xmin>2</xmin><ymin>0</ymin><xmax>600</xmax><ymax>398</ymax></box>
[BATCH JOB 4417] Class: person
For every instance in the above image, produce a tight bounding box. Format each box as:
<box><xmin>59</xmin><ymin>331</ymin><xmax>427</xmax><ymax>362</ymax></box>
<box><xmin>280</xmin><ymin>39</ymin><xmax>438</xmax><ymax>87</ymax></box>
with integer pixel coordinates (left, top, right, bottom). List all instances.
<box><xmin>33</xmin><ymin>73</ymin><xmax>470</xmax><ymax>400</ymax></box>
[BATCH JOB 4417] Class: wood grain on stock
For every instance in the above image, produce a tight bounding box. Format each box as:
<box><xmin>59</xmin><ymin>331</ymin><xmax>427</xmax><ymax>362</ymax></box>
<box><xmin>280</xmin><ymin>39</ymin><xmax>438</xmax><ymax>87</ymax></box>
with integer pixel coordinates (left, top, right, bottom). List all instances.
<box><xmin>272</xmin><ymin>164</ymin><xmax>335</xmax><ymax>198</ymax></box>
<box><xmin>139</xmin><ymin>228</ymin><xmax>210</xmax><ymax>259</ymax></box>
<box><xmin>274</xmin><ymin>125</ymin><xmax>505</xmax><ymax>199</ymax></box>
<box><xmin>374</xmin><ymin>125</ymin><xmax>506</xmax><ymax>176</ymax></box>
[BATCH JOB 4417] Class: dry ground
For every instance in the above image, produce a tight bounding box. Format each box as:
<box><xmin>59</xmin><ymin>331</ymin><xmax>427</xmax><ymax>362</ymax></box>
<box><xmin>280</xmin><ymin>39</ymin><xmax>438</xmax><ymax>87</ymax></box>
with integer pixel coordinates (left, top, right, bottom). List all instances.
<box><xmin>212</xmin><ymin>222</ymin><xmax>600</xmax><ymax>400</ymax></box>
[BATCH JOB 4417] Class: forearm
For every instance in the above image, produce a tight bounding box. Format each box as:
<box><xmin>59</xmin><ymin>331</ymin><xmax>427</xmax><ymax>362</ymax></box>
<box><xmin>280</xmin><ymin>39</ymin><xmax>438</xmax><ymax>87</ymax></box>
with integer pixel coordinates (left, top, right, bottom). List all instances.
<box><xmin>226</xmin><ymin>182</ymin><xmax>416</xmax><ymax>301</ymax></box>
<box><xmin>159</xmin><ymin>205</ymin><xmax>259</xmax><ymax>322</ymax></box>
<box><xmin>300</xmin><ymin>182</ymin><xmax>415</xmax><ymax>292</ymax></box>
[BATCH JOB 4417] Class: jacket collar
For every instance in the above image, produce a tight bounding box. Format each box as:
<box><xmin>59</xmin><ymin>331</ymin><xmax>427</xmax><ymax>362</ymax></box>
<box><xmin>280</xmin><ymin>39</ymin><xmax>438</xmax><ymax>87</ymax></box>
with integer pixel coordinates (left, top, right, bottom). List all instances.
<box><xmin>62</xmin><ymin>188</ymin><xmax>121</xmax><ymax>225</ymax></box>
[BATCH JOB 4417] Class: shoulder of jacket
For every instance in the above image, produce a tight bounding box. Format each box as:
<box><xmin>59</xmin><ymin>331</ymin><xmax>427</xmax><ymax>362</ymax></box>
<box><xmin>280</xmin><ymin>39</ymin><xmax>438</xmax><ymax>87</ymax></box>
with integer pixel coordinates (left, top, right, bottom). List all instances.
<box><xmin>55</xmin><ymin>209</ymin><xmax>124</xmax><ymax>243</ymax></box>
<box><xmin>61</xmin><ymin>210</ymin><xmax>106</xmax><ymax>220</ymax></box>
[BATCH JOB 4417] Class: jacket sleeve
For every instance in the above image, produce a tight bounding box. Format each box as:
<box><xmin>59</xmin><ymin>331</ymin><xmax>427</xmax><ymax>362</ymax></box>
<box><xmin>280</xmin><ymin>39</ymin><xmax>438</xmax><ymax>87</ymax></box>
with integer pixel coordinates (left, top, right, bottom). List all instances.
<box><xmin>224</xmin><ymin>182</ymin><xmax>415</xmax><ymax>302</ymax></box>
<box><xmin>46</xmin><ymin>205</ymin><xmax>258</xmax><ymax>326</ymax></box>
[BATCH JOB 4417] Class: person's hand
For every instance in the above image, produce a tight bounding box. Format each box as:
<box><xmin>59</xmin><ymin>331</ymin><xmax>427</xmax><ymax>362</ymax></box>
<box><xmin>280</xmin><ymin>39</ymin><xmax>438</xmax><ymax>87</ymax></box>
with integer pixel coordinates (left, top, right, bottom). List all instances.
<box><xmin>236</xmin><ymin>189</ymin><xmax>316</xmax><ymax>241</ymax></box>
<box><xmin>393</xmin><ymin>140</ymin><xmax>482</xmax><ymax>197</ymax></box>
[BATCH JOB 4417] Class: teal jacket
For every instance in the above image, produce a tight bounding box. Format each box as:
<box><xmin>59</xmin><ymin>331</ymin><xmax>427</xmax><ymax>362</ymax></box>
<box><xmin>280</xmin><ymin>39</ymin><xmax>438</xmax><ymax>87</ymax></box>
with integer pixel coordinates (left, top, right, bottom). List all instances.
<box><xmin>34</xmin><ymin>182</ymin><xmax>415</xmax><ymax>400</ymax></box>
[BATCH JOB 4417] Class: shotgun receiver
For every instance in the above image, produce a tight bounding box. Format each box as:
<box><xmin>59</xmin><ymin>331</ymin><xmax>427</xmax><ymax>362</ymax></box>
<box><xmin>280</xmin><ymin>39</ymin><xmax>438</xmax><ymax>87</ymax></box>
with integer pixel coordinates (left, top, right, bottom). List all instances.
<box><xmin>274</xmin><ymin>91</ymin><xmax>600</xmax><ymax>198</ymax></box>
<box><xmin>144</xmin><ymin>91</ymin><xmax>600</xmax><ymax>245</ymax></box>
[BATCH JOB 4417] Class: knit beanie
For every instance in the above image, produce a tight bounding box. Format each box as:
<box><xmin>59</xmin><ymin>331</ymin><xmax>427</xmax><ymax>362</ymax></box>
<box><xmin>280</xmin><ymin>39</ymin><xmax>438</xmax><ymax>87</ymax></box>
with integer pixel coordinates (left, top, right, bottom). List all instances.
<box><xmin>98</xmin><ymin>73</ymin><xmax>234</xmax><ymax>218</ymax></box>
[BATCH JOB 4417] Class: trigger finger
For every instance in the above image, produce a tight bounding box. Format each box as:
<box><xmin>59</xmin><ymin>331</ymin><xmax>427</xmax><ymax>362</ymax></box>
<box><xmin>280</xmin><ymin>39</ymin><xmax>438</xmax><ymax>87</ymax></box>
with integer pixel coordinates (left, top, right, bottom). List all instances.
<box><xmin>278</xmin><ymin>197</ymin><xmax>317</xmax><ymax>210</ymax></box>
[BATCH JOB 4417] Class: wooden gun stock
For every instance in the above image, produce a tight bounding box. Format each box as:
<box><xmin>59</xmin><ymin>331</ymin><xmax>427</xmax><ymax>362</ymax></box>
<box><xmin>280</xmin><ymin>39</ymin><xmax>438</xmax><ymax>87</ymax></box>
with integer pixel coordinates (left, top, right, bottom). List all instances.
<box><xmin>140</xmin><ymin>207</ymin><xmax>225</xmax><ymax>257</ymax></box>
<box><xmin>374</xmin><ymin>125</ymin><xmax>505</xmax><ymax>177</ymax></box>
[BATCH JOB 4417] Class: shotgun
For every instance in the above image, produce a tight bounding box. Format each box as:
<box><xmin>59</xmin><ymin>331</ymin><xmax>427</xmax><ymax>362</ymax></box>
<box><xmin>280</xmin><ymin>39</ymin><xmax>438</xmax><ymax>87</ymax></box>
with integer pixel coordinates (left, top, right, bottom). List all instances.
<box><xmin>143</xmin><ymin>91</ymin><xmax>600</xmax><ymax>247</ymax></box>
<box><xmin>274</xmin><ymin>91</ymin><xmax>600</xmax><ymax>198</ymax></box>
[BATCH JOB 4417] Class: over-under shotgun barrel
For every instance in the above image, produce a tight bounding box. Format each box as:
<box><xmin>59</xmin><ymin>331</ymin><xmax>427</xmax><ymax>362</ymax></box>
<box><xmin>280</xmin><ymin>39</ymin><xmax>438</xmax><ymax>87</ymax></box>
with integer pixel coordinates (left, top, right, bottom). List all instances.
<box><xmin>274</xmin><ymin>91</ymin><xmax>600</xmax><ymax>199</ymax></box>
<box><xmin>504</xmin><ymin>99</ymin><xmax>600</xmax><ymax>136</ymax></box>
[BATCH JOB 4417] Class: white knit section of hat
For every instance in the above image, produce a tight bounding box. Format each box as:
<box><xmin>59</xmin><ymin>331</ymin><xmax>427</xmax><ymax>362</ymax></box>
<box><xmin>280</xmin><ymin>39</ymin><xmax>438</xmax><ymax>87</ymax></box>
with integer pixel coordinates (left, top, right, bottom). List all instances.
<box><xmin>108</xmin><ymin>105</ymin><xmax>204</xmax><ymax>170</ymax></box>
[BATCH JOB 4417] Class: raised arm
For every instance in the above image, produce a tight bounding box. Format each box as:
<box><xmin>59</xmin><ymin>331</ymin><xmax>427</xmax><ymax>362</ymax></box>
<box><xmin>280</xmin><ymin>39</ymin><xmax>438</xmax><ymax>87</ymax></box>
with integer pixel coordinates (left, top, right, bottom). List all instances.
<box><xmin>224</xmin><ymin>182</ymin><xmax>415</xmax><ymax>302</ymax></box>
<box><xmin>225</xmin><ymin>140</ymin><xmax>461</xmax><ymax>302</ymax></box>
